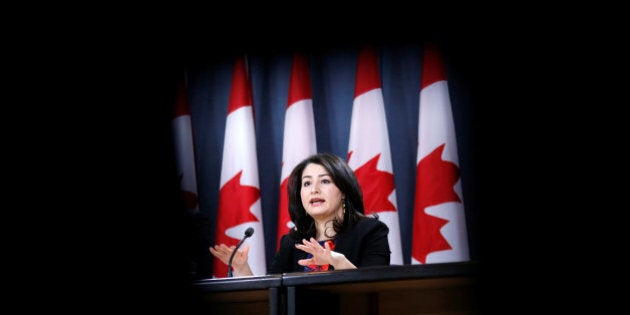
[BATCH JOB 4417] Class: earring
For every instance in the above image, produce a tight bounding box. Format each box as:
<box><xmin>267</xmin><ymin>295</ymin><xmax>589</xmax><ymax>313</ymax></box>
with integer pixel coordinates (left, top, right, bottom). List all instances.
<box><xmin>342</xmin><ymin>201</ymin><xmax>346</xmax><ymax>215</ymax></box>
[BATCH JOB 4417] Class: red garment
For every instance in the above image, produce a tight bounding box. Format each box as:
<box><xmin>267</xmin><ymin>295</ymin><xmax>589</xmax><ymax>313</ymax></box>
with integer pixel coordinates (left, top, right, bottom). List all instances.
<box><xmin>305</xmin><ymin>240</ymin><xmax>336</xmax><ymax>271</ymax></box>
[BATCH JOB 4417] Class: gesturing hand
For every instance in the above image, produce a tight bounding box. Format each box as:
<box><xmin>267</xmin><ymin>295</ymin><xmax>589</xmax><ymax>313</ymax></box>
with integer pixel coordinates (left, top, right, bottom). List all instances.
<box><xmin>210</xmin><ymin>243</ymin><xmax>250</xmax><ymax>268</ymax></box>
<box><xmin>295</xmin><ymin>237</ymin><xmax>341</xmax><ymax>268</ymax></box>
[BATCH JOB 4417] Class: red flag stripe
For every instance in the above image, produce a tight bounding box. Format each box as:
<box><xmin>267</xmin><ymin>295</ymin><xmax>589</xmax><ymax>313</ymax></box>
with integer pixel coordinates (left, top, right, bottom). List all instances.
<box><xmin>353</xmin><ymin>46</ymin><xmax>381</xmax><ymax>97</ymax></box>
<box><xmin>172</xmin><ymin>79</ymin><xmax>199</xmax><ymax>212</ymax></box>
<box><xmin>174</xmin><ymin>81</ymin><xmax>192</xmax><ymax>117</ymax></box>
<box><xmin>287</xmin><ymin>53</ymin><xmax>312</xmax><ymax>106</ymax></box>
<box><xmin>227</xmin><ymin>57</ymin><xmax>253</xmax><ymax>114</ymax></box>
<box><xmin>420</xmin><ymin>42</ymin><xmax>447</xmax><ymax>90</ymax></box>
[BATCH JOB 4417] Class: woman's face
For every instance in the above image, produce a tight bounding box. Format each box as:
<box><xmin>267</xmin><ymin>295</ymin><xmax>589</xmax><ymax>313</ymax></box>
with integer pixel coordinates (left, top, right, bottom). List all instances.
<box><xmin>300</xmin><ymin>163</ymin><xmax>345</xmax><ymax>222</ymax></box>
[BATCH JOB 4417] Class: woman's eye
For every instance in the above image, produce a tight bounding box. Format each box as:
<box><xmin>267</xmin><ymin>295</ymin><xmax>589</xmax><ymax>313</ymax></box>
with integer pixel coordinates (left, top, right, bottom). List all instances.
<box><xmin>303</xmin><ymin>181</ymin><xmax>311</xmax><ymax>187</ymax></box>
<box><xmin>322</xmin><ymin>179</ymin><xmax>330</xmax><ymax>184</ymax></box>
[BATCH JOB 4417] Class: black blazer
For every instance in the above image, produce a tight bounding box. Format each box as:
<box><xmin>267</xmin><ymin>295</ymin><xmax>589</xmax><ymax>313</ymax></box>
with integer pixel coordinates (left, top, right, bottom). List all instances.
<box><xmin>268</xmin><ymin>217</ymin><xmax>391</xmax><ymax>274</ymax></box>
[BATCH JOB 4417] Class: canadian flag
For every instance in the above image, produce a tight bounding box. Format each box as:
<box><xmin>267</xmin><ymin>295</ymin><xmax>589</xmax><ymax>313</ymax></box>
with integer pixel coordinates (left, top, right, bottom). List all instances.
<box><xmin>347</xmin><ymin>46</ymin><xmax>403</xmax><ymax>265</ymax></box>
<box><xmin>412</xmin><ymin>42</ymin><xmax>470</xmax><ymax>264</ymax></box>
<box><xmin>277</xmin><ymin>52</ymin><xmax>317</xmax><ymax>250</ymax></box>
<box><xmin>213</xmin><ymin>56</ymin><xmax>266</xmax><ymax>277</ymax></box>
<box><xmin>172</xmin><ymin>80</ymin><xmax>199</xmax><ymax>213</ymax></box>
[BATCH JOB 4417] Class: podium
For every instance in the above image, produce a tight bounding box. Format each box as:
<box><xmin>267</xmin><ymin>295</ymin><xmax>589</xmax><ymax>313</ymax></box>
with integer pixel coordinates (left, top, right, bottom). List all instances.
<box><xmin>191</xmin><ymin>274</ymin><xmax>283</xmax><ymax>314</ymax></box>
<box><xmin>191</xmin><ymin>261</ymin><xmax>479</xmax><ymax>315</ymax></box>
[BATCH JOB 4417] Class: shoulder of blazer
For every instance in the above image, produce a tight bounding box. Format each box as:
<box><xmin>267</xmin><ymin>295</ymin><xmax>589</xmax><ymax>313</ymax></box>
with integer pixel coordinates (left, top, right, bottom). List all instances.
<box><xmin>339</xmin><ymin>216</ymin><xmax>388</xmax><ymax>240</ymax></box>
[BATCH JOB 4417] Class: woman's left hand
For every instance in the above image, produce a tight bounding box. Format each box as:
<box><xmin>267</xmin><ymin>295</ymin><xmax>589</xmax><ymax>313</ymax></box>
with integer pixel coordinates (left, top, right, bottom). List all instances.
<box><xmin>295</xmin><ymin>237</ymin><xmax>341</xmax><ymax>267</ymax></box>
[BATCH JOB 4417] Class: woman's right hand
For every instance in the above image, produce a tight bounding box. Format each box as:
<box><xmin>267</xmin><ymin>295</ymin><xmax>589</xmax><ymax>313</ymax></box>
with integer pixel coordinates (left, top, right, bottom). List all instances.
<box><xmin>209</xmin><ymin>243</ymin><xmax>252</xmax><ymax>276</ymax></box>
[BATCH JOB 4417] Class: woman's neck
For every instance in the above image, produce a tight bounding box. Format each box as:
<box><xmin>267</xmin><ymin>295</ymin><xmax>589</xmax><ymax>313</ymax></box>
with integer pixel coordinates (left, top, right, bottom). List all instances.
<box><xmin>314</xmin><ymin>218</ymin><xmax>337</xmax><ymax>241</ymax></box>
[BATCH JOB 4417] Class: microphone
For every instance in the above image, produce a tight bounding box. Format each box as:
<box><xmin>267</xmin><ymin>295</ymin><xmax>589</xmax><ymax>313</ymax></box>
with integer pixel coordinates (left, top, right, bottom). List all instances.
<box><xmin>227</xmin><ymin>227</ymin><xmax>254</xmax><ymax>277</ymax></box>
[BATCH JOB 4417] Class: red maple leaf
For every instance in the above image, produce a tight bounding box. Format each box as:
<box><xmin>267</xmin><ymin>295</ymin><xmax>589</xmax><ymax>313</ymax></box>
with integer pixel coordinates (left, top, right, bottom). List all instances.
<box><xmin>412</xmin><ymin>144</ymin><xmax>461</xmax><ymax>263</ymax></box>
<box><xmin>213</xmin><ymin>170</ymin><xmax>261</xmax><ymax>277</ymax></box>
<box><xmin>352</xmin><ymin>153</ymin><xmax>396</xmax><ymax>215</ymax></box>
<box><xmin>215</xmin><ymin>171</ymin><xmax>260</xmax><ymax>244</ymax></box>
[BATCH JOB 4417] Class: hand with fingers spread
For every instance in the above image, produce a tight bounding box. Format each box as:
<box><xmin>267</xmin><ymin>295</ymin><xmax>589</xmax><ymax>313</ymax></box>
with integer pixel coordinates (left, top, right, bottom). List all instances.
<box><xmin>209</xmin><ymin>243</ymin><xmax>253</xmax><ymax>276</ymax></box>
<box><xmin>295</xmin><ymin>237</ymin><xmax>356</xmax><ymax>270</ymax></box>
<box><xmin>295</xmin><ymin>237</ymin><xmax>333</xmax><ymax>267</ymax></box>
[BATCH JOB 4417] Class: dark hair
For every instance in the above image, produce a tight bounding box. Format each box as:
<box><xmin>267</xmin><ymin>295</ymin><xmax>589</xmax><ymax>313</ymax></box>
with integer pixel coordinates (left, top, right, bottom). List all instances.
<box><xmin>287</xmin><ymin>152</ymin><xmax>369</xmax><ymax>241</ymax></box>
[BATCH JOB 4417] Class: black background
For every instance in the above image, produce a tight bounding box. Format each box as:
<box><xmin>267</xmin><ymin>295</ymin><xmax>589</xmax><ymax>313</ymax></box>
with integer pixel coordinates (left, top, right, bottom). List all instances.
<box><xmin>26</xmin><ymin>11</ymin><xmax>599</xmax><ymax>312</ymax></box>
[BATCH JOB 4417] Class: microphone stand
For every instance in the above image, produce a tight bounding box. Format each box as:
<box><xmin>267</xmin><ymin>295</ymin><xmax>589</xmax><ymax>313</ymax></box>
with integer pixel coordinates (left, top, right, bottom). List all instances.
<box><xmin>227</xmin><ymin>227</ymin><xmax>254</xmax><ymax>277</ymax></box>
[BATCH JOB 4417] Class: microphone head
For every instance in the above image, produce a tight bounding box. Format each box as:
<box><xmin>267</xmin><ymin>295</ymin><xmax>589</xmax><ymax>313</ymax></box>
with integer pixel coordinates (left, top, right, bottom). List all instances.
<box><xmin>244</xmin><ymin>227</ymin><xmax>254</xmax><ymax>237</ymax></box>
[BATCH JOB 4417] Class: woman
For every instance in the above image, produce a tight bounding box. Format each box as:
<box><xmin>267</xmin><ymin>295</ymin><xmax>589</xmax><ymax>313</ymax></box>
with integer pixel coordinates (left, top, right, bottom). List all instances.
<box><xmin>210</xmin><ymin>152</ymin><xmax>391</xmax><ymax>276</ymax></box>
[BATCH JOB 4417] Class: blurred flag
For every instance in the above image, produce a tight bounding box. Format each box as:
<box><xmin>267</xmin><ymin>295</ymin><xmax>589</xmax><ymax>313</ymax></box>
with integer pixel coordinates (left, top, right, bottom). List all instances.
<box><xmin>172</xmin><ymin>79</ymin><xmax>199</xmax><ymax>213</ymax></box>
<box><xmin>347</xmin><ymin>46</ymin><xmax>403</xmax><ymax>265</ymax></box>
<box><xmin>277</xmin><ymin>52</ymin><xmax>317</xmax><ymax>250</ymax></box>
<box><xmin>412</xmin><ymin>42</ymin><xmax>470</xmax><ymax>264</ymax></box>
<box><xmin>213</xmin><ymin>56</ymin><xmax>266</xmax><ymax>277</ymax></box>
